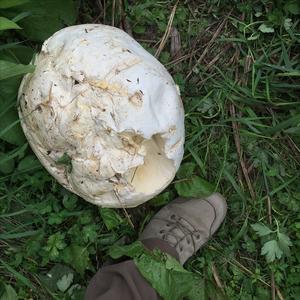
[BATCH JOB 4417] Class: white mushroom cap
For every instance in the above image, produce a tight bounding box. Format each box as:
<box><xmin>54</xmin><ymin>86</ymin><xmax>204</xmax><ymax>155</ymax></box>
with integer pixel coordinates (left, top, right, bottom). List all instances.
<box><xmin>18</xmin><ymin>24</ymin><xmax>185</xmax><ymax>207</ymax></box>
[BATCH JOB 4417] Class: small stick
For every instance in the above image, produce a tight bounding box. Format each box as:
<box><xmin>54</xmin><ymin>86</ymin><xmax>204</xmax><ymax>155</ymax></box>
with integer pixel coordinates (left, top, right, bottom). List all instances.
<box><xmin>155</xmin><ymin>0</ymin><xmax>179</xmax><ymax>58</ymax></box>
<box><xmin>114</xmin><ymin>191</ymin><xmax>134</xmax><ymax>229</ymax></box>
<box><xmin>111</xmin><ymin>0</ymin><xmax>116</xmax><ymax>27</ymax></box>
<box><xmin>230</xmin><ymin>103</ymin><xmax>256</xmax><ymax>200</ymax></box>
<box><xmin>276</xmin><ymin>286</ymin><xmax>285</xmax><ymax>300</ymax></box>
<box><xmin>211</xmin><ymin>263</ymin><xmax>225</xmax><ymax>293</ymax></box>
<box><xmin>185</xmin><ymin>10</ymin><xmax>232</xmax><ymax>80</ymax></box>
<box><xmin>271</xmin><ymin>273</ymin><xmax>276</xmax><ymax>300</ymax></box>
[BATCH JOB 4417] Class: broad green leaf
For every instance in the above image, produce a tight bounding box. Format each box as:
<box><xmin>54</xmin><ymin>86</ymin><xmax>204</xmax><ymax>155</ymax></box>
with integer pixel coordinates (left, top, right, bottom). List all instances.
<box><xmin>176</xmin><ymin>162</ymin><xmax>196</xmax><ymax>179</ymax></box>
<box><xmin>258</xmin><ymin>24</ymin><xmax>274</xmax><ymax>33</ymax></box>
<box><xmin>133</xmin><ymin>25</ymin><xmax>146</xmax><ymax>34</ymax></box>
<box><xmin>17</xmin><ymin>155</ymin><xmax>41</xmax><ymax>171</ymax></box>
<box><xmin>14</xmin><ymin>0</ymin><xmax>79</xmax><ymax>41</ymax></box>
<box><xmin>108</xmin><ymin>241</ymin><xmax>145</xmax><ymax>259</ymax></box>
<box><xmin>0</xmin><ymin>16</ymin><xmax>21</xmax><ymax>30</ymax></box>
<box><xmin>149</xmin><ymin>191</ymin><xmax>171</xmax><ymax>207</ymax></box>
<box><xmin>0</xmin><ymin>60</ymin><xmax>34</xmax><ymax>80</ymax></box>
<box><xmin>0</xmin><ymin>284</ymin><xmax>17</xmax><ymax>300</ymax></box>
<box><xmin>62</xmin><ymin>244</ymin><xmax>91</xmax><ymax>276</ymax></box>
<box><xmin>261</xmin><ymin>240</ymin><xmax>283</xmax><ymax>262</ymax></box>
<box><xmin>0</xmin><ymin>152</ymin><xmax>14</xmax><ymax>174</ymax></box>
<box><xmin>175</xmin><ymin>176</ymin><xmax>215</xmax><ymax>198</ymax></box>
<box><xmin>38</xmin><ymin>264</ymin><xmax>74</xmax><ymax>293</ymax></box>
<box><xmin>99</xmin><ymin>208</ymin><xmax>123</xmax><ymax>230</ymax></box>
<box><xmin>135</xmin><ymin>252</ymin><xmax>207</xmax><ymax>300</ymax></box>
<box><xmin>0</xmin><ymin>0</ymin><xmax>29</xmax><ymax>9</ymax></box>
<box><xmin>251</xmin><ymin>223</ymin><xmax>273</xmax><ymax>237</ymax></box>
<box><xmin>0</xmin><ymin>45</ymin><xmax>34</xmax><ymax>65</ymax></box>
<box><xmin>277</xmin><ymin>232</ymin><xmax>292</xmax><ymax>256</ymax></box>
<box><xmin>284</xmin><ymin>0</ymin><xmax>300</xmax><ymax>15</ymax></box>
<box><xmin>0</xmin><ymin>107</ymin><xmax>26</xmax><ymax>145</ymax></box>
<box><xmin>56</xmin><ymin>273</ymin><xmax>74</xmax><ymax>292</ymax></box>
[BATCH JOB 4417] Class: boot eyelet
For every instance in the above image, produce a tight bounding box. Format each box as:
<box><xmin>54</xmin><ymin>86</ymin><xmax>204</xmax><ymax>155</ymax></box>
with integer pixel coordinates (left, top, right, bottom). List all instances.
<box><xmin>179</xmin><ymin>247</ymin><xmax>183</xmax><ymax>252</ymax></box>
<box><xmin>166</xmin><ymin>223</ymin><xmax>170</xmax><ymax>227</ymax></box>
<box><xmin>160</xmin><ymin>230</ymin><xmax>165</xmax><ymax>234</ymax></box>
<box><xmin>170</xmin><ymin>214</ymin><xmax>176</xmax><ymax>220</ymax></box>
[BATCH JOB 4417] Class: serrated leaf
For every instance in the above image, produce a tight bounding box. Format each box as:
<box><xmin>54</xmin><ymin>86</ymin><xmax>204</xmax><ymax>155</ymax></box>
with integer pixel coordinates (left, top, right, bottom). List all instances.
<box><xmin>62</xmin><ymin>194</ymin><xmax>78</xmax><ymax>210</ymax></box>
<box><xmin>258</xmin><ymin>24</ymin><xmax>274</xmax><ymax>33</ymax></box>
<box><xmin>277</xmin><ymin>232</ymin><xmax>292</xmax><ymax>256</ymax></box>
<box><xmin>0</xmin><ymin>16</ymin><xmax>21</xmax><ymax>31</ymax></box>
<box><xmin>134</xmin><ymin>251</ymin><xmax>215</xmax><ymax>300</ymax></box>
<box><xmin>39</xmin><ymin>264</ymin><xmax>74</xmax><ymax>293</ymax></box>
<box><xmin>82</xmin><ymin>224</ymin><xmax>98</xmax><ymax>243</ymax></box>
<box><xmin>44</xmin><ymin>232</ymin><xmax>67</xmax><ymax>260</ymax></box>
<box><xmin>62</xmin><ymin>244</ymin><xmax>91</xmax><ymax>276</ymax></box>
<box><xmin>175</xmin><ymin>176</ymin><xmax>215</xmax><ymax>198</ymax></box>
<box><xmin>284</xmin><ymin>18</ymin><xmax>293</xmax><ymax>31</ymax></box>
<box><xmin>261</xmin><ymin>240</ymin><xmax>283</xmax><ymax>262</ymax></box>
<box><xmin>100</xmin><ymin>208</ymin><xmax>123</xmax><ymax>230</ymax></box>
<box><xmin>251</xmin><ymin>223</ymin><xmax>273</xmax><ymax>237</ymax></box>
<box><xmin>149</xmin><ymin>191</ymin><xmax>171</xmax><ymax>207</ymax></box>
<box><xmin>56</xmin><ymin>273</ymin><xmax>74</xmax><ymax>292</ymax></box>
<box><xmin>108</xmin><ymin>241</ymin><xmax>145</xmax><ymax>259</ymax></box>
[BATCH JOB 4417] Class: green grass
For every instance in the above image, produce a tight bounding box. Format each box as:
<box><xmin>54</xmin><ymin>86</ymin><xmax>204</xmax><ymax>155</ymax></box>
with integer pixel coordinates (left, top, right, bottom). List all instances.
<box><xmin>1</xmin><ymin>0</ymin><xmax>300</xmax><ymax>299</ymax></box>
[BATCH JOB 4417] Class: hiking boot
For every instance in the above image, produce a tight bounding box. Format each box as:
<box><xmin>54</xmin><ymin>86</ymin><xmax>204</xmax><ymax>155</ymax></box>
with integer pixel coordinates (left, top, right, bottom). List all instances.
<box><xmin>140</xmin><ymin>193</ymin><xmax>227</xmax><ymax>264</ymax></box>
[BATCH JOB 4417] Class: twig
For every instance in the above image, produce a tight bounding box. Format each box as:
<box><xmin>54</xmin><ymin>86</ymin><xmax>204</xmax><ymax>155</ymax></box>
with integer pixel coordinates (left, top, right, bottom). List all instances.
<box><xmin>286</xmin><ymin>135</ymin><xmax>300</xmax><ymax>164</ymax></box>
<box><xmin>276</xmin><ymin>286</ymin><xmax>285</xmax><ymax>300</ymax></box>
<box><xmin>103</xmin><ymin>0</ymin><xmax>106</xmax><ymax>23</ymax></box>
<box><xmin>170</xmin><ymin>27</ymin><xmax>181</xmax><ymax>59</ymax></box>
<box><xmin>271</xmin><ymin>273</ymin><xmax>276</xmax><ymax>300</ymax></box>
<box><xmin>118</xmin><ymin>0</ymin><xmax>133</xmax><ymax>36</ymax></box>
<box><xmin>205</xmin><ymin>44</ymin><xmax>231</xmax><ymax>70</ymax></box>
<box><xmin>230</xmin><ymin>103</ymin><xmax>256</xmax><ymax>200</ymax></box>
<box><xmin>113</xmin><ymin>191</ymin><xmax>134</xmax><ymax>229</ymax></box>
<box><xmin>122</xmin><ymin>207</ymin><xmax>134</xmax><ymax>229</ymax></box>
<box><xmin>155</xmin><ymin>0</ymin><xmax>179</xmax><ymax>58</ymax></box>
<box><xmin>211</xmin><ymin>263</ymin><xmax>225</xmax><ymax>293</ymax></box>
<box><xmin>185</xmin><ymin>10</ymin><xmax>232</xmax><ymax>80</ymax></box>
<box><xmin>111</xmin><ymin>0</ymin><xmax>116</xmax><ymax>27</ymax></box>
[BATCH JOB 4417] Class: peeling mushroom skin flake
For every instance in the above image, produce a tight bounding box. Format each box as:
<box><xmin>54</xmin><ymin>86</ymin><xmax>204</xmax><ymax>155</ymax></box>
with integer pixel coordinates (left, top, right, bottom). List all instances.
<box><xmin>18</xmin><ymin>24</ymin><xmax>185</xmax><ymax>208</ymax></box>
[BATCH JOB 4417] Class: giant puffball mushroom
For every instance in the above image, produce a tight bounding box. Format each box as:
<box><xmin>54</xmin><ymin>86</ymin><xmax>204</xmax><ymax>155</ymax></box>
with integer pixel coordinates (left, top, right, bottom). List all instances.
<box><xmin>18</xmin><ymin>24</ymin><xmax>185</xmax><ymax>208</ymax></box>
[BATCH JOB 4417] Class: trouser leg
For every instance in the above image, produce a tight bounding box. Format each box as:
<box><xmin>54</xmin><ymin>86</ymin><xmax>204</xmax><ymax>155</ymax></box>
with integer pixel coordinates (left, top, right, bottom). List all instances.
<box><xmin>85</xmin><ymin>238</ymin><xmax>178</xmax><ymax>300</ymax></box>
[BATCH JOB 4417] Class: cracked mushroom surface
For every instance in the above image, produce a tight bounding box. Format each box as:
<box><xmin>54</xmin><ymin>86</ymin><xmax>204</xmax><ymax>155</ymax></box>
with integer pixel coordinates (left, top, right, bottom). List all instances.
<box><xmin>18</xmin><ymin>24</ymin><xmax>185</xmax><ymax>208</ymax></box>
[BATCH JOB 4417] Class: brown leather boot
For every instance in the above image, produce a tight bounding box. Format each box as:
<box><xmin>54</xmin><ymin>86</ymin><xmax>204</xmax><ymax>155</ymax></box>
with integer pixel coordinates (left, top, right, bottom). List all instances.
<box><xmin>140</xmin><ymin>193</ymin><xmax>227</xmax><ymax>264</ymax></box>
